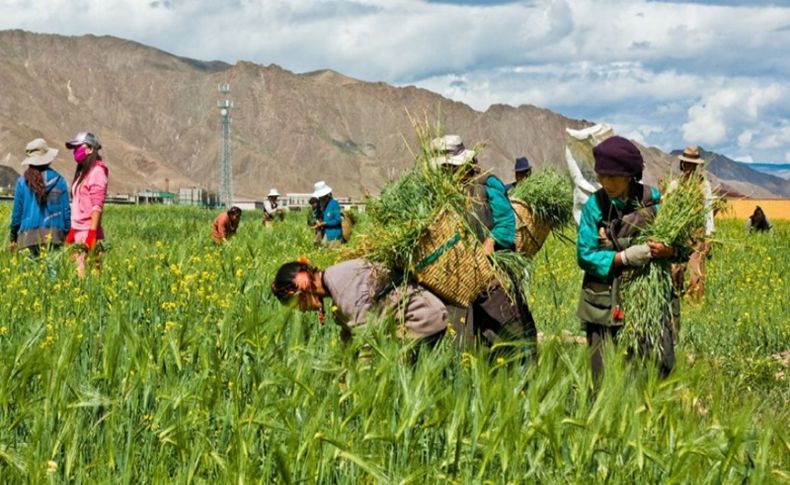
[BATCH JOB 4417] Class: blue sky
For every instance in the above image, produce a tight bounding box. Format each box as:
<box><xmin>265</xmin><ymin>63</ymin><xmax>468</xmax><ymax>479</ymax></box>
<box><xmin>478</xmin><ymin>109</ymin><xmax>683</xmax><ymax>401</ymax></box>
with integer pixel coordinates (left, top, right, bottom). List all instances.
<box><xmin>1</xmin><ymin>0</ymin><xmax>788</xmax><ymax>162</ymax></box>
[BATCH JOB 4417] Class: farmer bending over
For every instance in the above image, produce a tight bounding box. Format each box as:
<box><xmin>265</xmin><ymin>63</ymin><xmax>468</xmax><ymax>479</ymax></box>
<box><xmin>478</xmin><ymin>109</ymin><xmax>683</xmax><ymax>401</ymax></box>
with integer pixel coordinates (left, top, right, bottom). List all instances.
<box><xmin>212</xmin><ymin>206</ymin><xmax>241</xmax><ymax>244</ymax></box>
<box><xmin>271</xmin><ymin>258</ymin><xmax>447</xmax><ymax>344</ymax></box>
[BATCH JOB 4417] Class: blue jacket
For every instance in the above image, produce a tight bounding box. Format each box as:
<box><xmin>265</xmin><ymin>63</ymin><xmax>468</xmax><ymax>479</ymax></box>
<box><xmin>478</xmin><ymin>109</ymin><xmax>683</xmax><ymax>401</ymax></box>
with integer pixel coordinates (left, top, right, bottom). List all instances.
<box><xmin>10</xmin><ymin>169</ymin><xmax>71</xmax><ymax>246</ymax></box>
<box><xmin>484</xmin><ymin>175</ymin><xmax>516</xmax><ymax>249</ymax></box>
<box><xmin>322</xmin><ymin>198</ymin><xmax>343</xmax><ymax>241</ymax></box>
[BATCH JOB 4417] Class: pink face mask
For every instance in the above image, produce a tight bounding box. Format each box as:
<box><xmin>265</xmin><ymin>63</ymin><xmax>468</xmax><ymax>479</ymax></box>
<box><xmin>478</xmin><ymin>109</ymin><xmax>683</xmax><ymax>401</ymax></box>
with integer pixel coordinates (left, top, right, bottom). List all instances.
<box><xmin>73</xmin><ymin>145</ymin><xmax>89</xmax><ymax>163</ymax></box>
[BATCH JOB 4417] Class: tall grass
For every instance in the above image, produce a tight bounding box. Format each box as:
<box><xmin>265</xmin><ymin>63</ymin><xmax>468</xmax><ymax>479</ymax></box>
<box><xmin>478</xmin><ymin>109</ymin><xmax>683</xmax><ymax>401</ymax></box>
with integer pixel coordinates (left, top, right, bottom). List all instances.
<box><xmin>0</xmin><ymin>204</ymin><xmax>787</xmax><ymax>482</ymax></box>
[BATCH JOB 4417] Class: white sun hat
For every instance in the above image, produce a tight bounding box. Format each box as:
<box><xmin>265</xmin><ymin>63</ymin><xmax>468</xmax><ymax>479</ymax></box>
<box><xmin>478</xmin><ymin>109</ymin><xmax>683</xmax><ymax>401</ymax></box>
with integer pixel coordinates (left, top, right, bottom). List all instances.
<box><xmin>267</xmin><ymin>188</ymin><xmax>280</xmax><ymax>197</ymax></box>
<box><xmin>429</xmin><ymin>134</ymin><xmax>476</xmax><ymax>168</ymax></box>
<box><xmin>312</xmin><ymin>181</ymin><xmax>333</xmax><ymax>198</ymax></box>
<box><xmin>22</xmin><ymin>138</ymin><xmax>58</xmax><ymax>166</ymax></box>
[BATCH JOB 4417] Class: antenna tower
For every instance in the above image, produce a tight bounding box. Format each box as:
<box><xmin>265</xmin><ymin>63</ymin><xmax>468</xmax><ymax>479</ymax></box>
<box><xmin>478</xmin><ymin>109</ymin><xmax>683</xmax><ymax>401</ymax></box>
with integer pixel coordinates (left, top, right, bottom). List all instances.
<box><xmin>218</xmin><ymin>83</ymin><xmax>233</xmax><ymax>207</ymax></box>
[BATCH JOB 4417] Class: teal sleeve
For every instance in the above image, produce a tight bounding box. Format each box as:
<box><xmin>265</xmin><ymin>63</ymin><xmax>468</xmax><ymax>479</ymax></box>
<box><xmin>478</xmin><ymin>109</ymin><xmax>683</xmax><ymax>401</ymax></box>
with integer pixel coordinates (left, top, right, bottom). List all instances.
<box><xmin>485</xmin><ymin>178</ymin><xmax>515</xmax><ymax>247</ymax></box>
<box><xmin>650</xmin><ymin>186</ymin><xmax>661</xmax><ymax>206</ymax></box>
<box><xmin>576</xmin><ymin>196</ymin><xmax>616</xmax><ymax>281</ymax></box>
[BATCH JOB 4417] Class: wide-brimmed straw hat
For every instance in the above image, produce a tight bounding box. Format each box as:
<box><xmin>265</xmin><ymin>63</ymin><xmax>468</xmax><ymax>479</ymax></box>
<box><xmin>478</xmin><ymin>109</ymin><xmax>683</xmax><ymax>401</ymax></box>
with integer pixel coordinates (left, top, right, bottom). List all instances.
<box><xmin>267</xmin><ymin>188</ymin><xmax>280</xmax><ymax>197</ymax></box>
<box><xmin>65</xmin><ymin>131</ymin><xmax>102</xmax><ymax>149</ymax></box>
<box><xmin>678</xmin><ymin>145</ymin><xmax>704</xmax><ymax>164</ymax></box>
<box><xmin>312</xmin><ymin>181</ymin><xmax>332</xmax><ymax>198</ymax></box>
<box><xmin>22</xmin><ymin>138</ymin><xmax>58</xmax><ymax>166</ymax></box>
<box><xmin>429</xmin><ymin>135</ymin><xmax>476</xmax><ymax>168</ymax></box>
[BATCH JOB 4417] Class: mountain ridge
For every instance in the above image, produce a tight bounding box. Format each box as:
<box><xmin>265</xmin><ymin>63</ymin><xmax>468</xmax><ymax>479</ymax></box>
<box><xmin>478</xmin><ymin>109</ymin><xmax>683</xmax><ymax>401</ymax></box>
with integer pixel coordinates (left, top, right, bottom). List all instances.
<box><xmin>0</xmin><ymin>29</ymin><xmax>777</xmax><ymax>199</ymax></box>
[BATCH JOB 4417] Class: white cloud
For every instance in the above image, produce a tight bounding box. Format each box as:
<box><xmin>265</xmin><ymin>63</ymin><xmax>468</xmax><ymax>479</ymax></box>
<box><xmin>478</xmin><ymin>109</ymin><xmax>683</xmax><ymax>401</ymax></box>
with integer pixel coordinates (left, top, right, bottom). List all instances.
<box><xmin>0</xmin><ymin>0</ymin><xmax>788</xmax><ymax>160</ymax></box>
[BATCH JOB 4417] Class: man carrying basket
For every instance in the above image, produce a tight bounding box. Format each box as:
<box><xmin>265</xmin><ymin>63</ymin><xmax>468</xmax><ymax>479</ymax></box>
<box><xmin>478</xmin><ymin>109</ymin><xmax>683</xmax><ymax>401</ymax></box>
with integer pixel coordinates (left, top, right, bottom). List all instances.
<box><xmin>430</xmin><ymin>135</ymin><xmax>538</xmax><ymax>360</ymax></box>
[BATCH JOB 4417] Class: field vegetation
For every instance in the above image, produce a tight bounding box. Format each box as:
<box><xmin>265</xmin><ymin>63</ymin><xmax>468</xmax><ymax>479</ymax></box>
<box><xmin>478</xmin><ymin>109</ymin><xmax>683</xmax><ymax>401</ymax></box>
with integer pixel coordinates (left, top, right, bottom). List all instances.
<box><xmin>0</xmin><ymin>204</ymin><xmax>787</xmax><ymax>483</ymax></box>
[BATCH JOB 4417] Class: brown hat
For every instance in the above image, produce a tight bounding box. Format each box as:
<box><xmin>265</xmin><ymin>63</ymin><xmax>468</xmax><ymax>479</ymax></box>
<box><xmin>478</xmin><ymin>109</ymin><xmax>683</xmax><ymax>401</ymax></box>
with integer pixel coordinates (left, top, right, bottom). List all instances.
<box><xmin>678</xmin><ymin>145</ymin><xmax>704</xmax><ymax>164</ymax></box>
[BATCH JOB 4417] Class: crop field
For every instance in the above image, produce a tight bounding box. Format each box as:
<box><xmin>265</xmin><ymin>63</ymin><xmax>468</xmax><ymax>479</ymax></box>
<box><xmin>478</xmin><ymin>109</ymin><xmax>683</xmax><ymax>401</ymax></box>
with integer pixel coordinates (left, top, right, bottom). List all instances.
<box><xmin>0</xmin><ymin>204</ymin><xmax>788</xmax><ymax>483</ymax></box>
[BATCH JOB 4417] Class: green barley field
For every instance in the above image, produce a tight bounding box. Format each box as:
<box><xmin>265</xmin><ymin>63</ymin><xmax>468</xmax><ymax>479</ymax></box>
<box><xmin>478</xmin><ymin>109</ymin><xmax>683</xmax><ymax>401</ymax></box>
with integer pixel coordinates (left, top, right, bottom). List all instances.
<box><xmin>0</xmin><ymin>204</ymin><xmax>788</xmax><ymax>483</ymax></box>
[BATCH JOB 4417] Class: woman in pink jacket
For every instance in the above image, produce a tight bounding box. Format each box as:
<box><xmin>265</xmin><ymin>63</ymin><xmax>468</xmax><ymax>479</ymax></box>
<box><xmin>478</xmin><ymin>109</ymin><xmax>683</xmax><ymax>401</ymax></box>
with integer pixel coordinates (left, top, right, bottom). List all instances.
<box><xmin>64</xmin><ymin>132</ymin><xmax>108</xmax><ymax>277</ymax></box>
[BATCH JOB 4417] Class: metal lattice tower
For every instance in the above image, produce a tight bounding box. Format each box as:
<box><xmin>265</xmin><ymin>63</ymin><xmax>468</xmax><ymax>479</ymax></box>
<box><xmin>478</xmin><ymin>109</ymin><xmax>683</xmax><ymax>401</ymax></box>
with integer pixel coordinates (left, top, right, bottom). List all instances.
<box><xmin>218</xmin><ymin>83</ymin><xmax>233</xmax><ymax>208</ymax></box>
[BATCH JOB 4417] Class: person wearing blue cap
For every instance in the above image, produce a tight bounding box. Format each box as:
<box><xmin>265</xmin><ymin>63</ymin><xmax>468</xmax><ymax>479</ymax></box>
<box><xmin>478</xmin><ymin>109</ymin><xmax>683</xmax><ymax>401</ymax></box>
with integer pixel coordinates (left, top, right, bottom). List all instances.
<box><xmin>506</xmin><ymin>156</ymin><xmax>532</xmax><ymax>192</ymax></box>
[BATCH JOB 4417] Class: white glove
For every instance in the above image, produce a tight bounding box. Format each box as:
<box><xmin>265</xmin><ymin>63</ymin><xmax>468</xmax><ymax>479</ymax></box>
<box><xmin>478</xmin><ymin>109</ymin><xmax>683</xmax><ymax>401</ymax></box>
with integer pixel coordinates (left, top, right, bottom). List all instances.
<box><xmin>621</xmin><ymin>244</ymin><xmax>651</xmax><ymax>267</ymax></box>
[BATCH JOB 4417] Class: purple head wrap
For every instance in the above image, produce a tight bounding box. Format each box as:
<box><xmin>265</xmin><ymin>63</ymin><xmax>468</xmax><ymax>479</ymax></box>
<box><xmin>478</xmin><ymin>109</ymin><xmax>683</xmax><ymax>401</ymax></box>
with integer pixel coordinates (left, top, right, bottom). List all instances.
<box><xmin>593</xmin><ymin>136</ymin><xmax>644</xmax><ymax>179</ymax></box>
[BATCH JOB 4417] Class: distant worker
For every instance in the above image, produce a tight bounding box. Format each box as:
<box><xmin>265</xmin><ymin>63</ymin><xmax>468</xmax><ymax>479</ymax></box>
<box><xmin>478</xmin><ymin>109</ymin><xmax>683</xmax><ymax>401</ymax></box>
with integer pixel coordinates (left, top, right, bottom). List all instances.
<box><xmin>64</xmin><ymin>132</ymin><xmax>108</xmax><ymax>277</ymax></box>
<box><xmin>212</xmin><ymin>206</ymin><xmax>242</xmax><ymax>244</ymax></box>
<box><xmin>263</xmin><ymin>188</ymin><xmax>285</xmax><ymax>227</ymax></box>
<box><xmin>506</xmin><ymin>156</ymin><xmax>533</xmax><ymax>192</ymax></box>
<box><xmin>745</xmin><ymin>206</ymin><xmax>773</xmax><ymax>233</ymax></box>
<box><xmin>669</xmin><ymin>146</ymin><xmax>714</xmax><ymax>302</ymax></box>
<box><xmin>8</xmin><ymin>138</ymin><xmax>71</xmax><ymax>256</ymax></box>
<box><xmin>271</xmin><ymin>257</ymin><xmax>447</xmax><ymax>344</ymax></box>
<box><xmin>312</xmin><ymin>181</ymin><xmax>343</xmax><ymax>246</ymax></box>
<box><xmin>306</xmin><ymin>196</ymin><xmax>323</xmax><ymax>247</ymax></box>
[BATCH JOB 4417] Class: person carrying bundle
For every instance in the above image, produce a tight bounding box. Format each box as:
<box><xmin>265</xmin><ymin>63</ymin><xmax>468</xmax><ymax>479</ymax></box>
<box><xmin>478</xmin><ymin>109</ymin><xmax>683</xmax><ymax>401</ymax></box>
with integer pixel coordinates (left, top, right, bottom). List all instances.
<box><xmin>669</xmin><ymin>146</ymin><xmax>714</xmax><ymax>302</ymax></box>
<box><xmin>505</xmin><ymin>156</ymin><xmax>533</xmax><ymax>193</ymax></box>
<box><xmin>429</xmin><ymin>135</ymin><xmax>538</xmax><ymax>358</ymax></box>
<box><xmin>271</xmin><ymin>258</ymin><xmax>448</xmax><ymax>344</ymax></box>
<box><xmin>576</xmin><ymin>136</ymin><xmax>676</xmax><ymax>382</ymax></box>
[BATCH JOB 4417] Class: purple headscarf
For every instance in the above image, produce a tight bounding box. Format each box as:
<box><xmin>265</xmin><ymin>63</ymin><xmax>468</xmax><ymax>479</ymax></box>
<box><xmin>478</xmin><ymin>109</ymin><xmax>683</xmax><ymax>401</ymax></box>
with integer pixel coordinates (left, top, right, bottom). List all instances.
<box><xmin>593</xmin><ymin>136</ymin><xmax>644</xmax><ymax>179</ymax></box>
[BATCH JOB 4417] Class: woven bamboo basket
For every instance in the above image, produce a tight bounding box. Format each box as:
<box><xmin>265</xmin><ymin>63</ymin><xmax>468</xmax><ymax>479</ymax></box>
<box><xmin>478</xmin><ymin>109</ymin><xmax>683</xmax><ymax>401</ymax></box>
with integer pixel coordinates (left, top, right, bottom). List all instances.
<box><xmin>413</xmin><ymin>208</ymin><xmax>494</xmax><ymax>308</ymax></box>
<box><xmin>511</xmin><ymin>199</ymin><xmax>551</xmax><ymax>257</ymax></box>
<box><xmin>341</xmin><ymin>215</ymin><xmax>353</xmax><ymax>242</ymax></box>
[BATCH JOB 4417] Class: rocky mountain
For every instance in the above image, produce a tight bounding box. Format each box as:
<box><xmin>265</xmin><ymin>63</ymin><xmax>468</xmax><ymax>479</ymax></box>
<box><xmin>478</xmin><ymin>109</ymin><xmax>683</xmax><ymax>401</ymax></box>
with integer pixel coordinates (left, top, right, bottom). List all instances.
<box><xmin>670</xmin><ymin>148</ymin><xmax>790</xmax><ymax>198</ymax></box>
<box><xmin>0</xmin><ymin>30</ymin><xmax>774</xmax><ymax>199</ymax></box>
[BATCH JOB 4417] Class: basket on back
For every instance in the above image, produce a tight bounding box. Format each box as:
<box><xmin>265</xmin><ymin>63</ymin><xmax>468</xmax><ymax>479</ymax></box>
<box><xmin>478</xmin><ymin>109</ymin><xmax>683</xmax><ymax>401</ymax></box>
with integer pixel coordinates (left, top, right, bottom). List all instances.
<box><xmin>413</xmin><ymin>208</ymin><xmax>494</xmax><ymax>308</ymax></box>
<box><xmin>511</xmin><ymin>199</ymin><xmax>551</xmax><ymax>257</ymax></box>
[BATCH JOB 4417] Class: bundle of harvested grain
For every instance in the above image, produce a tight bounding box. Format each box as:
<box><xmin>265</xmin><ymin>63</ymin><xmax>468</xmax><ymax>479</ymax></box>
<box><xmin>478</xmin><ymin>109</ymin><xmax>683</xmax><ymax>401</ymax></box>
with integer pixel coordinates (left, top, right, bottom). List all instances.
<box><xmin>509</xmin><ymin>169</ymin><xmax>573</xmax><ymax>256</ymax></box>
<box><xmin>355</xmin><ymin>117</ymin><xmax>528</xmax><ymax>306</ymax></box>
<box><xmin>620</xmin><ymin>172</ymin><xmax>711</xmax><ymax>352</ymax></box>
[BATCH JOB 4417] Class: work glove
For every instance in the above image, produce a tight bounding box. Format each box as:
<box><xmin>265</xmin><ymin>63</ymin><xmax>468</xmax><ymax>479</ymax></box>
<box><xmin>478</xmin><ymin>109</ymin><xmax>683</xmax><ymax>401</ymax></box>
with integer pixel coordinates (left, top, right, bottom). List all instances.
<box><xmin>621</xmin><ymin>244</ymin><xmax>651</xmax><ymax>267</ymax></box>
<box><xmin>65</xmin><ymin>228</ymin><xmax>75</xmax><ymax>245</ymax></box>
<box><xmin>85</xmin><ymin>230</ymin><xmax>98</xmax><ymax>251</ymax></box>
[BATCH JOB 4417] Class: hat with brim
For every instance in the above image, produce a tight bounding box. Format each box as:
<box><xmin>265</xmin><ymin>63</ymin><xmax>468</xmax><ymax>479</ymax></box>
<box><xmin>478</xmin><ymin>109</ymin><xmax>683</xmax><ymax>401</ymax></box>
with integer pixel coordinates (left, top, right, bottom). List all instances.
<box><xmin>514</xmin><ymin>156</ymin><xmax>532</xmax><ymax>173</ymax></box>
<box><xmin>268</xmin><ymin>189</ymin><xmax>280</xmax><ymax>197</ymax></box>
<box><xmin>22</xmin><ymin>138</ymin><xmax>58</xmax><ymax>166</ymax></box>
<box><xmin>428</xmin><ymin>134</ymin><xmax>476</xmax><ymax>168</ymax></box>
<box><xmin>312</xmin><ymin>181</ymin><xmax>332</xmax><ymax>198</ymax></box>
<box><xmin>678</xmin><ymin>145</ymin><xmax>704</xmax><ymax>164</ymax></box>
<box><xmin>65</xmin><ymin>131</ymin><xmax>101</xmax><ymax>149</ymax></box>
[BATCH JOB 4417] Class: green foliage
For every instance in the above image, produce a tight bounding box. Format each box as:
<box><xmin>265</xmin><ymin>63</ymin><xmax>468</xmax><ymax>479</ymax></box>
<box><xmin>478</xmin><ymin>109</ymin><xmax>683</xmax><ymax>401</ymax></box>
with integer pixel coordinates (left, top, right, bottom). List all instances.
<box><xmin>509</xmin><ymin>169</ymin><xmax>574</xmax><ymax>230</ymax></box>
<box><xmin>0</xmin><ymin>204</ymin><xmax>787</xmax><ymax>482</ymax></box>
<box><xmin>622</xmin><ymin>173</ymin><xmax>713</xmax><ymax>354</ymax></box>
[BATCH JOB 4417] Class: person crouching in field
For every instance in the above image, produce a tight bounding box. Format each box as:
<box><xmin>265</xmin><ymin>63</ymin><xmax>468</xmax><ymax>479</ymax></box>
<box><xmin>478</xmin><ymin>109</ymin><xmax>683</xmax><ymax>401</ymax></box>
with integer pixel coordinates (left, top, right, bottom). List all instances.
<box><xmin>8</xmin><ymin>138</ymin><xmax>71</xmax><ymax>256</ymax></box>
<box><xmin>64</xmin><ymin>132</ymin><xmax>108</xmax><ymax>277</ymax></box>
<box><xmin>745</xmin><ymin>206</ymin><xmax>772</xmax><ymax>233</ymax></box>
<box><xmin>429</xmin><ymin>135</ymin><xmax>538</xmax><ymax>360</ymax></box>
<box><xmin>271</xmin><ymin>258</ymin><xmax>448</xmax><ymax>344</ymax></box>
<box><xmin>212</xmin><ymin>206</ymin><xmax>242</xmax><ymax>244</ymax></box>
<box><xmin>576</xmin><ymin>136</ymin><xmax>676</xmax><ymax>382</ymax></box>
